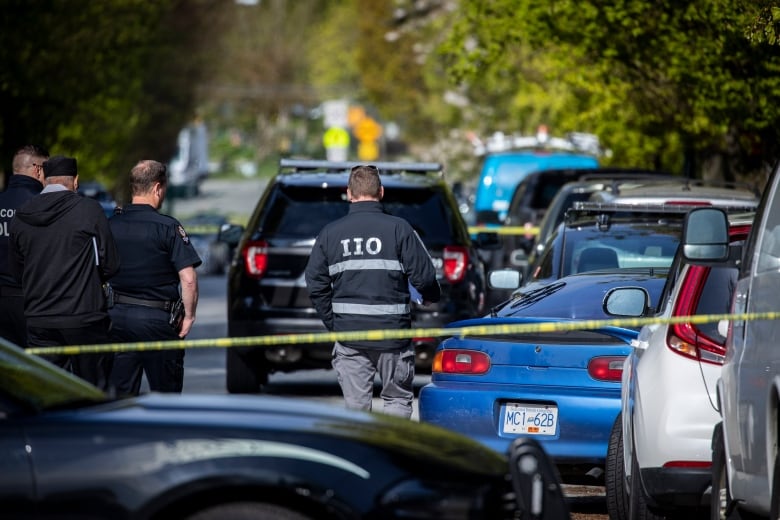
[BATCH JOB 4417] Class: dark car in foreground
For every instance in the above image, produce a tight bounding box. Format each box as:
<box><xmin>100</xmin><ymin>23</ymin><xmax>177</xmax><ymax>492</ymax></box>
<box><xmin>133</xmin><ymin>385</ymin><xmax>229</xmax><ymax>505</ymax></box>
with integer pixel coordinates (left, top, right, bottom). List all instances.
<box><xmin>419</xmin><ymin>269</ymin><xmax>667</xmax><ymax>485</ymax></box>
<box><xmin>226</xmin><ymin>159</ymin><xmax>498</xmax><ymax>393</ymax></box>
<box><xmin>0</xmin><ymin>338</ymin><xmax>569</xmax><ymax>520</ymax></box>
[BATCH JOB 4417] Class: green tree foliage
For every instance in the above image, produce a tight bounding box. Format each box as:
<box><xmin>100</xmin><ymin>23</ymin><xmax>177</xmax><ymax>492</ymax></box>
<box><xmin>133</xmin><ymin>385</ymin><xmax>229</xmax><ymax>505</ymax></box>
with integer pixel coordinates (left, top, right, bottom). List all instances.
<box><xmin>437</xmin><ymin>0</ymin><xmax>780</xmax><ymax>180</ymax></box>
<box><xmin>354</xmin><ymin>0</ymin><xmax>433</xmax><ymax>135</ymax></box>
<box><xmin>305</xmin><ymin>0</ymin><xmax>362</xmax><ymax>95</ymax></box>
<box><xmin>200</xmin><ymin>0</ymin><xmax>338</xmax><ymax>160</ymax></box>
<box><xmin>0</xmin><ymin>0</ymin><xmax>228</xmax><ymax>190</ymax></box>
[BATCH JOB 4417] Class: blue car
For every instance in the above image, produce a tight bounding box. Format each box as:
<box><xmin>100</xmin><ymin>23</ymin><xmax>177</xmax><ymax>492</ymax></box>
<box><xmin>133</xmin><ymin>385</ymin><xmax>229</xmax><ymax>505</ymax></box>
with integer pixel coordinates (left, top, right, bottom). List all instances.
<box><xmin>473</xmin><ymin>151</ymin><xmax>598</xmax><ymax>224</ymax></box>
<box><xmin>419</xmin><ymin>270</ymin><xmax>666</xmax><ymax>484</ymax></box>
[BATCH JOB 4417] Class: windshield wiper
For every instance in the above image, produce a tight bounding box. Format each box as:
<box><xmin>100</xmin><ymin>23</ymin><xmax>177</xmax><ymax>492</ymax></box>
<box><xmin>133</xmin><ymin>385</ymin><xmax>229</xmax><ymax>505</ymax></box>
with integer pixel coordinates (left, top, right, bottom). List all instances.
<box><xmin>490</xmin><ymin>281</ymin><xmax>567</xmax><ymax>317</ymax></box>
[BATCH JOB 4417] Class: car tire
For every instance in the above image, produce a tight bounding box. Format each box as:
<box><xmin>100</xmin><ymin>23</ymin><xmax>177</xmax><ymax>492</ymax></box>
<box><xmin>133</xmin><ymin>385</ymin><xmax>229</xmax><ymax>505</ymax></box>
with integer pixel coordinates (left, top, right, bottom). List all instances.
<box><xmin>226</xmin><ymin>348</ymin><xmax>267</xmax><ymax>393</ymax></box>
<box><xmin>711</xmin><ymin>423</ymin><xmax>730</xmax><ymax>520</ymax></box>
<box><xmin>606</xmin><ymin>413</ymin><xmax>629</xmax><ymax>520</ymax></box>
<box><xmin>629</xmin><ymin>435</ymin><xmax>663</xmax><ymax>520</ymax></box>
<box><xmin>187</xmin><ymin>502</ymin><xmax>313</xmax><ymax>520</ymax></box>
<box><xmin>771</xmin><ymin>451</ymin><xmax>780</xmax><ymax>520</ymax></box>
<box><xmin>711</xmin><ymin>423</ymin><xmax>761</xmax><ymax>520</ymax></box>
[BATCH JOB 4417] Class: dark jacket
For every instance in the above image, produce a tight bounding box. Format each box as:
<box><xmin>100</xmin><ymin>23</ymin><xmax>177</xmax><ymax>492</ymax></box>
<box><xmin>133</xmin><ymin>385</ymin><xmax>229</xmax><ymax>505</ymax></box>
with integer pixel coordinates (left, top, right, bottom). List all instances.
<box><xmin>305</xmin><ymin>201</ymin><xmax>440</xmax><ymax>350</ymax></box>
<box><xmin>9</xmin><ymin>188</ymin><xmax>120</xmax><ymax>328</ymax></box>
<box><xmin>0</xmin><ymin>175</ymin><xmax>43</xmax><ymax>287</ymax></box>
<box><xmin>108</xmin><ymin>203</ymin><xmax>202</xmax><ymax>302</ymax></box>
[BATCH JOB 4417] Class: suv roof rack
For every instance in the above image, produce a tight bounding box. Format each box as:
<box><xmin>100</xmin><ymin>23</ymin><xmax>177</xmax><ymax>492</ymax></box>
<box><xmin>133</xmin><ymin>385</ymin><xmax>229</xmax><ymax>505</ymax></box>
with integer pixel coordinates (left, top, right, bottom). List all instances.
<box><xmin>571</xmin><ymin>202</ymin><xmax>710</xmax><ymax>214</ymax></box>
<box><xmin>604</xmin><ymin>177</ymin><xmax>761</xmax><ymax>197</ymax></box>
<box><xmin>568</xmin><ymin>201</ymin><xmax>757</xmax><ymax>220</ymax></box>
<box><xmin>279</xmin><ymin>159</ymin><xmax>443</xmax><ymax>176</ymax></box>
<box><xmin>577</xmin><ymin>172</ymin><xmax>678</xmax><ymax>183</ymax></box>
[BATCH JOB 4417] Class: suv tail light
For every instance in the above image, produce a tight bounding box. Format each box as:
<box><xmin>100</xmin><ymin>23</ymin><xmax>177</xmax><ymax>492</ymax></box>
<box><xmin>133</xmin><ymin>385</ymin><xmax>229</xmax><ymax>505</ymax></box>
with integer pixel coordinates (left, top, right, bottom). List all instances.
<box><xmin>242</xmin><ymin>240</ymin><xmax>269</xmax><ymax>279</ymax></box>
<box><xmin>432</xmin><ymin>349</ymin><xmax>491</xmax><ymax>374</ymax></box>
<box><xmin>588</xmin><ymin>356</ymin><xmax>625</xmax><ymax>381</ymax></box>
<box><xmin>667</xmin><ymin>265</ymin><xmax>726</xmax><ymax>365</ymax></box>
<box><xmin>443</xmin><ymin>245</ymin><xmax>468</xmax><ymax>283</ymax></box>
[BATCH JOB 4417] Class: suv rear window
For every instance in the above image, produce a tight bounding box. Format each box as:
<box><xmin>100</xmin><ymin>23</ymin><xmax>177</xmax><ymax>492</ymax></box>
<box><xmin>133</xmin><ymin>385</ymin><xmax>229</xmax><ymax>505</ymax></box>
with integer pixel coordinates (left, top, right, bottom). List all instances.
<box><xmin>259</xmin><ymin>183</ymin><xmax>463</xmax><ymax>246</ymax></box>
<box><xmin>261</xmin><ymin>185</ymin><xmax>349</xmax><ymax>238</ymax></box>
<box><xmin>383</xmin><ymin>187</ymin><xmax>463</xmax><ymax>246</ymax></box>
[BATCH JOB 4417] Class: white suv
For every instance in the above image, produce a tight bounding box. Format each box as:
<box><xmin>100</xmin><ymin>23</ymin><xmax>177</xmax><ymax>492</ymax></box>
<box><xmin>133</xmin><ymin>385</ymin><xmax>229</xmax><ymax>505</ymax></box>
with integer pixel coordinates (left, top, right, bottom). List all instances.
<box><xmin>605</xmin><ymin>214</ymin><xmax>753</xmax><ymax>520</ymax></box>
<box><xmin>679</xmin><ymin>174</ymin><xmax>780</xmax><ymax>519</ymax></box>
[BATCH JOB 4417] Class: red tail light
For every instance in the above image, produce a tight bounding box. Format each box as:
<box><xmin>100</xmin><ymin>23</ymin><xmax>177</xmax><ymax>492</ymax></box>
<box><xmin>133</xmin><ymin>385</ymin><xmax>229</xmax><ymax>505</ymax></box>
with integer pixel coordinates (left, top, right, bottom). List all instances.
<box><xmin>432</xmin><ymin>350</ymin><xmax>491</xmax><ymax>374</ymax></box>
<box><xmin>242</xmin><ymin>240</ymin><xmax>268</xmax><ymax>279</ymax></box>
<box><xmin>667</xmin><ymin>265</ymin><xmax>726</xmax><ymax>365</ymax></box>
<box><xmin>588</xmin><ymin>356</ymin><xmax>625</xmax><ymax>381</ymax></box>
<box><xmin>662</xmin><ymin>460</ymin><xmax>711</xmax><ymax>469</ymax></box>
<box><xmin>443</xmin><ymin>246</ymin><xmax>468</xmax><ymax>283</ymax></box>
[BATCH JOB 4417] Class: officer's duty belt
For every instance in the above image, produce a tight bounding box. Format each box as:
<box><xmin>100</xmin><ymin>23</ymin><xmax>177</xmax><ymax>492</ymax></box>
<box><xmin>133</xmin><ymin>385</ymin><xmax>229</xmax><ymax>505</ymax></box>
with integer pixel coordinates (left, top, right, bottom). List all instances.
<box><xmin>114</xmin><ymin>293</ymin><xmax>175</xmax><ymax>311</ymax></box>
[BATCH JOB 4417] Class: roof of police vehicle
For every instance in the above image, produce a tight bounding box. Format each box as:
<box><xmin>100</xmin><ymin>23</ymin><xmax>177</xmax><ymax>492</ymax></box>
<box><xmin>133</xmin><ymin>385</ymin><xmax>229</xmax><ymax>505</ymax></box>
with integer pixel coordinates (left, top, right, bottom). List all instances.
<box><xmin>273</xmin><ymin>159</ymin><xmax>447</xmax><ymax>189</ymax></box>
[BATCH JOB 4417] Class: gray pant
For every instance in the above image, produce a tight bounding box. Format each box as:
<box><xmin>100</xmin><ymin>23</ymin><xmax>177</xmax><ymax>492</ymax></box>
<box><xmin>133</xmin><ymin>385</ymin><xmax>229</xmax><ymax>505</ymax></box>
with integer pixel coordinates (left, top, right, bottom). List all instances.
<box><xmin>332</xmin><ymin>341</ymin><xmax>415</xmax><ymax>418</ymax></box>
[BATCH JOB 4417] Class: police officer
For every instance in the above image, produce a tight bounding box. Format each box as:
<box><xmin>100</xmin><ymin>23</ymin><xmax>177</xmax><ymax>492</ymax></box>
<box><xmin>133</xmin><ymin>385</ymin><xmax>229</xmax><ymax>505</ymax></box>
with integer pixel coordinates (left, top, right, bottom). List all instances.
<box><xmin>0</xmin><ymin>145</ymin><xmax>47</xmax><ymax>346</ymax></box>
<box><xmin>108</xmin><ymin>160</ymin><xmax>201</xmax><ymax>396</ymax></box>
<box><xmin>304</xmin><ymin>164</ymin><xmax>441</xmax><ymax>418</ymax></box>
<box><xmin>9</xmin><ymin>155</ymin><xmax>119</xmax><ymax>390</ymax></box>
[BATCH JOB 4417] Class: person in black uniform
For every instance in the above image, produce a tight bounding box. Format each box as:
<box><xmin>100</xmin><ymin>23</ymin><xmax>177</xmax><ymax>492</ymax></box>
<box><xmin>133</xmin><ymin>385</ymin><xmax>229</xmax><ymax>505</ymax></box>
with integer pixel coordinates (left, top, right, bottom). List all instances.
<box><xmin>9</xmin><ymin>155</ymin><xmax>120</xmax><ymax>389</ymax></box>
<box><xmin>304</xmin><ymin>165</ymin><xmax>441</xmax><ymax>418</ymax></box>
<box><xmin>108</xmin><ymin>159</ymin><xmax>201</xmax><ymax>396</ymax></box>
<box><xmin>0</xmin><ymin>145</ymin><xmax>48</xmax><ymax>346</ymax></box>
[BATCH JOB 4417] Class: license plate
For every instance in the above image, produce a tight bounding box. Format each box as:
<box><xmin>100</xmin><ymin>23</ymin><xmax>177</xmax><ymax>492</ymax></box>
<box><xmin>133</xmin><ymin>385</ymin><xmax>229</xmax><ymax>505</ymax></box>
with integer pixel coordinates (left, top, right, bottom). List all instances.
<box><xmin>501</xmin><ymin>403</ymin><xmax>558</xmax><ymax>435</ymax></box>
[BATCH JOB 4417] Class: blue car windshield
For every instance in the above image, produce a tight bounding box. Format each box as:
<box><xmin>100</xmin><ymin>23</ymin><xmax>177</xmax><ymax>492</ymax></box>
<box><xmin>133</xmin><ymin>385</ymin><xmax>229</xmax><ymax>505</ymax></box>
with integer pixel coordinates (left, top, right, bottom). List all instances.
<box><xmin>562</xmin><ymin>222</ymin><xmax>681</xmax><ymax>276</ymax></box>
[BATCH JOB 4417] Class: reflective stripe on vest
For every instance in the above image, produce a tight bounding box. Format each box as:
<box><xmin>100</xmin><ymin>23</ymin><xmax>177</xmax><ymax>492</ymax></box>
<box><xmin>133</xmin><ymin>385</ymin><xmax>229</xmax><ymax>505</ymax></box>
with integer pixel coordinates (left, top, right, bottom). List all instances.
<box><xmin>329</xmin><ymin>258</ymin><xmax>404</xmax><ymax>276</ymax></box>
<box><xmin>332</xmin><ymin>302</ymin><xmax>410</xmax><ymax>315</ymax></box>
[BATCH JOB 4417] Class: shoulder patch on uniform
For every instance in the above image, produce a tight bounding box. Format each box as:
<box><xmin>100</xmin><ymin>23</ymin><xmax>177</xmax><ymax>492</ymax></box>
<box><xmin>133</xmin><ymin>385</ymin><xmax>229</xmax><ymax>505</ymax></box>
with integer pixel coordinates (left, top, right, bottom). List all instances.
<box><xmin>177</xmin><ymin>225</ymin><xmax>190</xmax><ymax>245</ymax></box>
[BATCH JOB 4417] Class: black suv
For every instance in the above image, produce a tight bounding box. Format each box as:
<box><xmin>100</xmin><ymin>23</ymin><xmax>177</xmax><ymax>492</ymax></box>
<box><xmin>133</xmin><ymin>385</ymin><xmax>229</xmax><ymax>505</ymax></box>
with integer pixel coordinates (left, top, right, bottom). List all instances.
<box><xmin>225</xmin><ymin>159</ymin><xmax>497</xmax><ymax>393</ymax></box>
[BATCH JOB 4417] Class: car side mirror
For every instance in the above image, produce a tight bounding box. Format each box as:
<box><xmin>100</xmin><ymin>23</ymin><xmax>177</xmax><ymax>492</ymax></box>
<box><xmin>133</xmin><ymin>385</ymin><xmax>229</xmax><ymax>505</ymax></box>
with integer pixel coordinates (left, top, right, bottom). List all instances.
<box><xmin>488</xmin><ymin>269</ymin><xmax>522</xmax><ymax>290</ymax></box>
<box><xmin>603</xmin><ymin>286</ymin><xmax>650</xmax><ymax>317</ymax></box>
<box><xmin>509</xmin><ymin>248</ymin><xmax>529</xmax><ymax>268</ymax></box>
<box><xmin>682</xmin><ymin>207</ymin><xmax>730</xmax><ymax>263</ymax></box>
<box><xmin>218</xmin><ymin>223</ymin><xmax>244</xmax><ymax>247</ymax></box>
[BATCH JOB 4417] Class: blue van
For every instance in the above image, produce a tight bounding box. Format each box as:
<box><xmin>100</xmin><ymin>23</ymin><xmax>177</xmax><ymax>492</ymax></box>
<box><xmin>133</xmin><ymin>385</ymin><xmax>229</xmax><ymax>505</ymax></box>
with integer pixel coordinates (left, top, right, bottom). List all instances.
<box><xmin>473</xmin><ymin>151</ymin><xmax>599</xmax><ymax>223</ymax></box>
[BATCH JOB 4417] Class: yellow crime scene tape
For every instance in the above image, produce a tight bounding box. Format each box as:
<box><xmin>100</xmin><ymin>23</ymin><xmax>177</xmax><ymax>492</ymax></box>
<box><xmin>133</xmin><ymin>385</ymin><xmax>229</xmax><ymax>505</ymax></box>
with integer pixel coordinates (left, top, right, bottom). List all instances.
<box><xmin>468</xmin><ymin>226</ymin><xmax>539</xmax><ymax>236</ymax></box>
<box><xmin>25</xmin><ymin>311</ymin><xmax>780</xmax><ymax>356</ymax></box>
